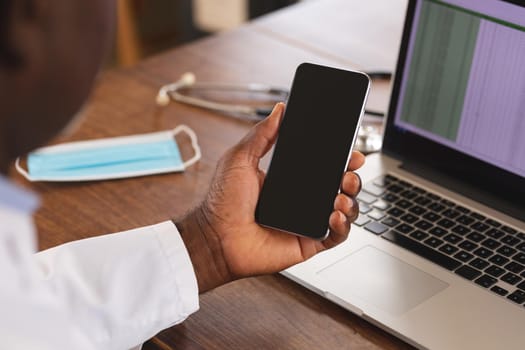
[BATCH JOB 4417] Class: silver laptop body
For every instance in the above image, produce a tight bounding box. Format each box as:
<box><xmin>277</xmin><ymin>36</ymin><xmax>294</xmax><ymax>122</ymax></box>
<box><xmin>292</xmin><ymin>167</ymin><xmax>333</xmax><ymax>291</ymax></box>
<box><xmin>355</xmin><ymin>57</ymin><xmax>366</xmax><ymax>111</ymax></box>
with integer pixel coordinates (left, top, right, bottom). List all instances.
<box><xmin>282</xmin><ymin>1</ymin><xmax>525</xmax><ymax>349</ymax></box>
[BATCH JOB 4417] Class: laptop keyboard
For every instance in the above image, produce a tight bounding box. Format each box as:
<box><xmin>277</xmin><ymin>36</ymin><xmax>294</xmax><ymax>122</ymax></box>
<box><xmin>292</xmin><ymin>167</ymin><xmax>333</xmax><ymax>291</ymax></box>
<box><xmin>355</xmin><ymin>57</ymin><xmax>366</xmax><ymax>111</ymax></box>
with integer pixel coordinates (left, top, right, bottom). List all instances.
<box><xmin>355</xmin><ymin>174</ymin><xmax>525</xmax><ymax>306</ymax></box>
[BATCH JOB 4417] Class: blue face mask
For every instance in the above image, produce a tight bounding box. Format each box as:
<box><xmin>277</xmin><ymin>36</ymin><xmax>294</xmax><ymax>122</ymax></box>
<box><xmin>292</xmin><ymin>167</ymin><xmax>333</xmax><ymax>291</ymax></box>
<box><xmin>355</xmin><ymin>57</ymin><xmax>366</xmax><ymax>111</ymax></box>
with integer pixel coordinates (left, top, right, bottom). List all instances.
<box><xmin>16</xmin><ymin>125</ymin><xmax>201</xmax><ymax>182</ymax></box>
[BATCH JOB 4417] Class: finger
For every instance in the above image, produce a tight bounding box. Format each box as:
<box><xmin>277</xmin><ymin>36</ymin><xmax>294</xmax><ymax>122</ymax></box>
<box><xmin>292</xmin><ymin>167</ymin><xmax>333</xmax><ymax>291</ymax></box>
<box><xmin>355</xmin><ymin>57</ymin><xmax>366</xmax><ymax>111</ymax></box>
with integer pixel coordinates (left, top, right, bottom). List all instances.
<box><xmin>341</xmin><ymin>171</ymin><xmax>362</xmax><ymax>196</ymax></box>
<box><xmin>334</xmin><ymin>193</ymin><xmax>359</xmax><ymax>221</ymax></box>
<box><xmin>323</xmin><ymin>211</ymin><xmax>350</xmax><ymax>249</ymax></box>
<box><xmin>348</xmin><ymin>151</ymin><xmax>365</xmax><ymax>171</ymax></box>
<box><xmin>237</xmin><ymin>102</ymin><xmax>285</xmax><ymax>161</ymax></box>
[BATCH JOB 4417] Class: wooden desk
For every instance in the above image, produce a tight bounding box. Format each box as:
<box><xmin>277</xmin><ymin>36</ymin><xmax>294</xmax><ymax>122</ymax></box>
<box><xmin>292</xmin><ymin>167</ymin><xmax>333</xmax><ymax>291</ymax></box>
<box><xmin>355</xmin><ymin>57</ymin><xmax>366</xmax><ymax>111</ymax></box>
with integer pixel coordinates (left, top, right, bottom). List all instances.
<box><xmin>13</xmin><ymin>1</ymin><xmax>415</xmax><ymax>349</ymax></box>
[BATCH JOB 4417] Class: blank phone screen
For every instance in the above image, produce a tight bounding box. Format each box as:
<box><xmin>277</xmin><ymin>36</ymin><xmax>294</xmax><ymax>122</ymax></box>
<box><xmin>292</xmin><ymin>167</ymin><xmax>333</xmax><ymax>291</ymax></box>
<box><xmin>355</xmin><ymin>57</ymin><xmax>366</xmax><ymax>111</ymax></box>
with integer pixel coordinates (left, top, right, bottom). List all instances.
<box><xmin>255</xmin><ymin>63</ymin><xmax>370</xmax><ymax>239</ymax></box>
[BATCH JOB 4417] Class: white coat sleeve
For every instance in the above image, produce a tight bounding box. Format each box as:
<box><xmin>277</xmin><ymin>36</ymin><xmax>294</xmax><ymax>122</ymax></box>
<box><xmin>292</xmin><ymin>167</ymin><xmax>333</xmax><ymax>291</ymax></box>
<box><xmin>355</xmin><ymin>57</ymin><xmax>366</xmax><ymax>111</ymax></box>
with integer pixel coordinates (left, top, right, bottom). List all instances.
<box><xmin>34</xmin><ymin>221</ymin><xmax>199</xmax><ymax>350</ymax></box>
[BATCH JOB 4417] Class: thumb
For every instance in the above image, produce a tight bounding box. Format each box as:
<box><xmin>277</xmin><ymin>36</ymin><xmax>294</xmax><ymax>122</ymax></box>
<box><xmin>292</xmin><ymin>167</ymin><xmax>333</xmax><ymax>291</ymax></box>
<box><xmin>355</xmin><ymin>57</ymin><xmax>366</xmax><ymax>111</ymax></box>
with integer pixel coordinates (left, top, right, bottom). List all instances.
<box><xmin>238</xmin><ymin>102</ymin><xmax>285</xmax><ymax>160</ymax></box>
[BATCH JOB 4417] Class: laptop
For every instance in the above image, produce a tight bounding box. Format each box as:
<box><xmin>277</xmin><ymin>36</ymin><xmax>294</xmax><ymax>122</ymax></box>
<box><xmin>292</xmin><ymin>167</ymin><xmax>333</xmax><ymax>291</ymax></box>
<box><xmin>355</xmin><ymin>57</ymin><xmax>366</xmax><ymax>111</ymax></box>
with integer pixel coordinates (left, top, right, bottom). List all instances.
<box><xmin>282</xmin><ymin>0</ymin><xmax>525</xmax><ymax>349</ymax></box>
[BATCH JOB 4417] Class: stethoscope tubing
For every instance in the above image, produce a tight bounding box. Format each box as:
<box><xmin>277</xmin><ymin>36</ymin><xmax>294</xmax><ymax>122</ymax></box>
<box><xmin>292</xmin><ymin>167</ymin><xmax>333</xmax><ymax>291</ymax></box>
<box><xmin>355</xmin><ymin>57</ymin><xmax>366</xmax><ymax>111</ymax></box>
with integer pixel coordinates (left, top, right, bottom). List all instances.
<box><xmin>156</xmin><ymin>72</ymin><xmax>390</xmax><ymax>120</ymax></box>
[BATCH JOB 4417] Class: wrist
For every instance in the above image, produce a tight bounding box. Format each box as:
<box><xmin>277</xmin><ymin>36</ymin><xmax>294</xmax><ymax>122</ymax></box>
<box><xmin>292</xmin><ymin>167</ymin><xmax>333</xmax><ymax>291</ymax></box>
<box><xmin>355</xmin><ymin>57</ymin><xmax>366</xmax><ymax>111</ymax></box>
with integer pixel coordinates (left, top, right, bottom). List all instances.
<box><xmin>175</xmin><ymin>205</ymin><xmax>233</xmax><ymax>293</ymax></box>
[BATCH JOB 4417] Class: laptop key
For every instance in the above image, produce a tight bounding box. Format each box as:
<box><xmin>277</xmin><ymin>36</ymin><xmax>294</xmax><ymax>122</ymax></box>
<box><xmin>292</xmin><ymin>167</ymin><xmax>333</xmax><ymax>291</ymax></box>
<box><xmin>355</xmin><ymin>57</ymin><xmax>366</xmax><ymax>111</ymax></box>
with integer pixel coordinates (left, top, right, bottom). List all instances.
<box><xmin>489</xmin><ymin>254</ymin><xmax>509</xmax><ymax>266</ymax></box>
<box><xmin>442</xmin><ymin>209</ymin><xmax>460</xmax><ymax>219</ymax></box>
<box><xmin>482</xmin><ymin>238</ymin><xmax>501</xmax><ymax>250</ymax></box>
<box><xmin>387</xmin><ymin>184</ymin><xmax>404</xmax><ymax>193</ymax></box>
<box><xmin>516</xmin><ymin>242</ymin><xmax>525</xmax><ymax>253</ymax></box>
<box><xmin>437</xmin><ymin>218</ymin><xmax>455</xmax><ymax>229</ymax></box>
<box><xmin>372</xmin><ymin>200</ymin><xmax>390</xmax><ymax>211</ymax></box>
<box><xmin>415</xmin><ymin>196</ymin><xmax>431</xmax><ymax>206</ymax></box>
<box><xmin>401</xmin><ymin>190</ymin><xmax>418</xmax><ymax>200</ymax></box>
<box><xmin>382</xmin><ymin>193</ymin><xmax>399</xmax><ymax>203</ymax></box>
<box><xmin>517</xmin><ymin>281</ymin><xmax>525</xmax><ymax>291</ymax></box>
<box><xmin>359</xmin><ymin>201</ymin><xmax>368</xmax><ymax>211</ymax></box>
<box><xmin>410</xmin><ymin>230</ymin><xmax>428</xmax><ymax>241</ymax></box>
<box><xmin>457</xmin><ymin>215</ymin><xmax>475</xmax><ymax>225</ymax></box>
<box><xmin>396</xmin><ymin>199</ymin><xmax>412</xmax><ymax>209</ymax></box>
<box><xmin>423</xmin><ymin>212</ymin><xmax>441</xmax><ymax>222</ymax></box>
<box><xmin>415</xmin><ymin>220</ymin><xmax>433</xmax><ymax>231</ymax></box>
<box><xmin>400</xmin><ymin>213</ymin><xmax>418</xmax><ymax>224</ymax></box>
<box><xmin>471</xmin><ymin>213</ymin><xmax>486</xmax><ymax>221</ymax></box>
<box><xmin>505</xmin><ymin>262</ymin><xmax>525</xmax><ymax>274</ymax></box>
<box><xmin>397</xmin><ymin>180</ymin><xmax>412</xmax><ymax>188</ymax></box>
<box><xmin>368</xmin><ymin>210</ymin><xmax>386</xmax><ymax>221</ymax></box>
<box><xmin>424</xmin><ymin>237</ymin><xmax>444</xmax><ymax>248</ymax></box>
<box><xmin>428</xmin><ymin>202</ymin><xmax>446</xmax><ymax>212</ymax></box>
<box><xmin>497</xmin><ymin>245</ymin><xmax>517</xmax><ymax>257</ymax></box>
<box><xmin>485</xmin><ymin>265</ymin><xmax>505</xmax><ymax>278</ymax></box>
<box><xmin>455</xmin><ymin>206</ymin><xmax>470</xmax><ymax>214</ymax></box>
<box><xmin>363</xmin><ymin>184</ymin><xmax>385</xmax><ymax>196</ymax></box>
<box><xmin>364</xmin><ymin>221</ymin><xmax>389</xmax><ymax>235</ymax></box>
<box><xmin>458</xmin><ymin>240</ymin><xmax>478</xmax><ymax>252</ymax></box>
<box><xmin>501</xmin><ymin>235</ymin><xmax>520</xmax><ymax>246</ymax></box>
<box><xmin>501</xmin><ymin>272</ymin><xmax>521</xmax><ymax>285</ymax></box>
<box><xmin>507</xmin><ymin>290</ymin><xmax>525</xmax><ymax>304</ymax></box>
<box><xmin>502</xmin><ymin>226</ymin><xmax>517</xmax><ymax>235</ymax></box>
<box><xmin>359</xmin><ymin>203</ymin><xmax>372</xmax><ymax>214</ymax></box>
<box><xmin>513</xmin><ymin>253</ymin><xmax>525</xmax><ymax>265</ymax></box>
<box><xmin>485</xmin><ymin>219</ymin><xmax>501</xmax><ymax>228</ymax></box>
<box><xmin>441</xmin><ymin>199</ymin><xmax>455</xmax><ymax>207</ymax></box>
<box><xmin>357</xmin><ymin>191</ymin><xmax>378</xmax><ymax>204</ymax></box>
<box><xmin>471</xmin><ymin>222</ymin><xmax>490</xmax><ymax>232</ymax></box>
<box><xmin>474</xmin><ymin>247</ymin><xmax>492</xmax><ymax>259</ymax></box>
<box><xmin>454</xmin><ymin>251</ymin><xmax>474</xmax><ymax>262</ymax></box>
<box><xmin>444</xmin><ymin>233</ymin><xmax>462</xmax><ymax>244</ymax></box>
<box><xmin>387</xmin><ymin>207</ymin><xmax>404</xmax><ymax>217</ymax></box>
<box><xmin>373</xmin><ymin>175</ymin><xmax>394</xmax><ymax>187</ymax></box>
<box><xmin>455</xmin><ymin>265</ymin><xmax>481</xmax><ymax>280</ymax></box>
<box><xmin>491</xmin><ymin>286</ymin><xmax>509</xmax><ymax>296</ymax></box>
<box><xmin>452</xmin><ymin>225</ymin><xmax>471</xmax><ymax>236</ymax></box>
<box><xmin>429</xmin><ymin>227</ymin><xmax>448</xmax><ymax>237</ymax></box>
<box><xmin>427</xmin><ymin>193</ymin><xmax>441</xmax><ymax>201</ymax></box>
<box><xmin>396</xmin><ymin>223</ymin><xmax>414</xmax><ymax>234</ymax></box>
<box><xmin>470</xmin><ymin>258</ymin><xmax>490</xmax><ymax>270</ymax></box>
<box><xmin>381</xmin><ymin>217</ymin><xmax>400</xmax><ymax>227</ymax></box>
<box><xmin>411</xmin><ymin>186</ymin><xmax>426</xmax><ymax>194</ymax></box>
<box><xmin>486</xmin><ymin>228</ymin><xmax>505</xmax><ymax>239</ymax></box>
<box><xmin>439</xmin><ymin>244</ymin><xmax>459</xmax><ymax>255</ymax></box>
<box><xmin>467</xmin><ymin>232</ymin><xmax>484</xmax><ymax>242</ymax></box>
<box><xmin>353</xmin><ymin>215</ymin><xmax>371</xmax><ymax>227</ymax></box>
<box><xmin>475</xmin><ymin>275</ymin><xmax>497</xmax><ymax>288</ymax></box>
<box><xmin>409</xmin><ymin>205</ymin><xmax>427</xmax><ymax>216</ymax></box>
<box><xmin>382</xmin><ymin>230</ymin><xmax>461</xmax><ymax>270</ymax></box>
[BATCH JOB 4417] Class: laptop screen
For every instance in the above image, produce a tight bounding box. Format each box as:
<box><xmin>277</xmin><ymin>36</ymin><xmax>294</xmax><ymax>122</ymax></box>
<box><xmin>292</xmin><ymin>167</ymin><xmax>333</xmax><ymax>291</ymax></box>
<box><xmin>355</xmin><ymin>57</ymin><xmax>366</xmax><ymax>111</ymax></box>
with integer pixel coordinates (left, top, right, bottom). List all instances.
<box><xmin>392</xmin><ymin>0</ymin><xmax>525</xmax><ymax>178</ymax></box>
<box><xmin>383</xmin><ymin>0</ymin><xmax>525</xmax><ymax>219</ymax></box>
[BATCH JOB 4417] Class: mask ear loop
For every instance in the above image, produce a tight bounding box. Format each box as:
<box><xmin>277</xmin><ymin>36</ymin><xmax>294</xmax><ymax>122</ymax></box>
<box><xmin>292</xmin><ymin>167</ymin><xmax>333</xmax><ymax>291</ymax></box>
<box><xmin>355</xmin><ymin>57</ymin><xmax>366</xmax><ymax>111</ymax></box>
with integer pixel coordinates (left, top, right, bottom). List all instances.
<box><xmin>172</xmin><ymin>124</ymin><xmax>202</xmax><ymax>169</ymax></box>
<box><xmin>15</xmin><ymin>158</ymin><xmax>33</xmax><ymax>181</ymax></box>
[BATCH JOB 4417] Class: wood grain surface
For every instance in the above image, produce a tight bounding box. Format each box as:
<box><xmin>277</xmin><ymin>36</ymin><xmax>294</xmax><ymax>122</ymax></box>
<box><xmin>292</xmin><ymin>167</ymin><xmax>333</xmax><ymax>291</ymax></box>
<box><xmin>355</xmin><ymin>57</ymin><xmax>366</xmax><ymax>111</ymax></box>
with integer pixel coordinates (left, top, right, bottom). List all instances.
<box><xmin>10</xmin><ymin>1</ymin><xmax>416</xmax><ymax>349</ymax></box>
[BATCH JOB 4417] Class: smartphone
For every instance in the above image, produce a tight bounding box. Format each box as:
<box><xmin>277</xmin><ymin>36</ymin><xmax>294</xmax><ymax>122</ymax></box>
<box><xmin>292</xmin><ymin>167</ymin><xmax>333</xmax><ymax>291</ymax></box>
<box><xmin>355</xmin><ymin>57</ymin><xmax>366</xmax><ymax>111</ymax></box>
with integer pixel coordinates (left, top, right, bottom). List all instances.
<box><xmin>255</xmin><ymin>63</ymin><xmax>370</xmax><ymax>240</ymax></box>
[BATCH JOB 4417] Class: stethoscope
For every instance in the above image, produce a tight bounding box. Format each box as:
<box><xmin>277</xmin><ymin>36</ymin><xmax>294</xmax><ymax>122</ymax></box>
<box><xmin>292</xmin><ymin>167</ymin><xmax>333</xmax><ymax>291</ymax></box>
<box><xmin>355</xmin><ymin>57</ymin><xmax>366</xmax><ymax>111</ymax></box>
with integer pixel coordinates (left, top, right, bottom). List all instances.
<box><xmin>156</xmin><ymin>71</ymin><xmax>391</xmax><ymax>152</ymax></box>
<box><xmin>156</xmin><ymin>72</ymin><xmax>290</xmax><ymax>121</ymax></box>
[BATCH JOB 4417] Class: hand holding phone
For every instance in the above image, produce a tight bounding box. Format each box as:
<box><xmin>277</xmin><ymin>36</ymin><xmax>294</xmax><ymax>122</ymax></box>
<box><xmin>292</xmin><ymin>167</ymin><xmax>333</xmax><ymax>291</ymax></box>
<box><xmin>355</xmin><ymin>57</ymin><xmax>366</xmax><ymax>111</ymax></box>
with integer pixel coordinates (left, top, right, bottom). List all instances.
<box><xmin>255</xmin><ymin>63</ymin><xmax>370</xmax><ymax>240</ymax></box>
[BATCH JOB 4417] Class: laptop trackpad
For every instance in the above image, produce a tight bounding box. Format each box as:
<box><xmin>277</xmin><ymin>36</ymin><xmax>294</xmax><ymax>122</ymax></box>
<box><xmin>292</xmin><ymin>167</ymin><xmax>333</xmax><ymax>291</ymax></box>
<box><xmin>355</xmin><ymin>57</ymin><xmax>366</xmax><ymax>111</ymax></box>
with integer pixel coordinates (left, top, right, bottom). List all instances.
<box><xmin>317</xmin><ymin>246</ymin><xmax>449</xmax><ymax>316</ymax></box>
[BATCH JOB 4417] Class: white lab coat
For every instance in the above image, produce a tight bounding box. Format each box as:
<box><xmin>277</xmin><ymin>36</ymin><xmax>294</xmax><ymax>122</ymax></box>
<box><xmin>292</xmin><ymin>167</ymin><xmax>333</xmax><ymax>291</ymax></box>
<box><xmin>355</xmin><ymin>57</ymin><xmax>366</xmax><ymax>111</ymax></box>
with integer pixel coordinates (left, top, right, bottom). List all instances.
<box><xmin>0</xmin><ymin>177</ymin><xmax>199</xmax><ymax>350</ymax></box>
